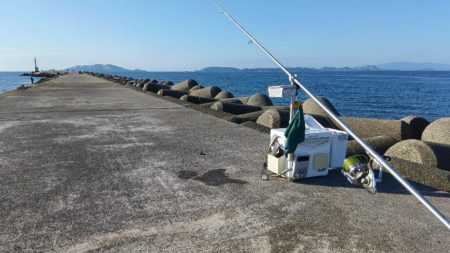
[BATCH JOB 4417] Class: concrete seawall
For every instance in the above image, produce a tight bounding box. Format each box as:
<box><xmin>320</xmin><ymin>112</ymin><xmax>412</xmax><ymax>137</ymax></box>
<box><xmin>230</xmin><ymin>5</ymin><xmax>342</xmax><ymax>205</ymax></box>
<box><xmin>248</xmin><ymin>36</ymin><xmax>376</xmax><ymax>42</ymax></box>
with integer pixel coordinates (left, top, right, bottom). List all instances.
<box><xmin>0</xmin><ymin>74</ymin><xmax>449</xmax><ymax>252</ymax></box>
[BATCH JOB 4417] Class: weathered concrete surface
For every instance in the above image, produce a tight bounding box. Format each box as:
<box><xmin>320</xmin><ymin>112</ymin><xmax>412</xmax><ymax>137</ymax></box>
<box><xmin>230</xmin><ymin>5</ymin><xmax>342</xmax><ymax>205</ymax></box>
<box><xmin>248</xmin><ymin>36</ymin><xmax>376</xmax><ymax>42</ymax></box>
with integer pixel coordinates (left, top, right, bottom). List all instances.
<box><xmin>0</xmin><ymin>74</ymin><xmax>449</xmax><ymax>252</ymax></box>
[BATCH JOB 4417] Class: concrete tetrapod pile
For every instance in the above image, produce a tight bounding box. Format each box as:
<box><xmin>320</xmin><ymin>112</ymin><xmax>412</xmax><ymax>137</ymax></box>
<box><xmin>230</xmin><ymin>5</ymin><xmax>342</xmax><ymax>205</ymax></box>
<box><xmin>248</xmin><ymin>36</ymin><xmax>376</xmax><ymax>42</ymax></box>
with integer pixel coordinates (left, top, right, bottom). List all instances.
<box><xmin>303</xmin><ymin>96</ymin><xmax>450</xmax><ymax>191</ymax></box>
<box><xmin>90</xmin><ymin>72</ymin><xmax>450</xmax><ymax>192</ymax></box>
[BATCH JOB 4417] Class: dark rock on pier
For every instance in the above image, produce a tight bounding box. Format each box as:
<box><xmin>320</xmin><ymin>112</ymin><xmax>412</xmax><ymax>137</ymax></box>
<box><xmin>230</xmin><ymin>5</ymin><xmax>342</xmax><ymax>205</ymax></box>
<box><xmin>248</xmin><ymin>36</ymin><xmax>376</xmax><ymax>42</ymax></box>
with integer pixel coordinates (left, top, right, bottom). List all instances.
<box><xmin>16</xmin><ymin>84</ymin><xmax>29</xmax><ymax>90</ymax></box>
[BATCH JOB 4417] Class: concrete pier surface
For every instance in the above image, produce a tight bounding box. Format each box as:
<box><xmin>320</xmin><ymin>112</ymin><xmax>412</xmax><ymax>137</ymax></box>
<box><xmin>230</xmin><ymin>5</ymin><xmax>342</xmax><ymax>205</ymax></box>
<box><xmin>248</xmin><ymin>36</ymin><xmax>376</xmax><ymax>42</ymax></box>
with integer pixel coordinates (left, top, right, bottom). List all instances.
<box><xmin>0</xmin><ymin>74</ymin><xmax>448</xmax><ymax>252</ymax></box>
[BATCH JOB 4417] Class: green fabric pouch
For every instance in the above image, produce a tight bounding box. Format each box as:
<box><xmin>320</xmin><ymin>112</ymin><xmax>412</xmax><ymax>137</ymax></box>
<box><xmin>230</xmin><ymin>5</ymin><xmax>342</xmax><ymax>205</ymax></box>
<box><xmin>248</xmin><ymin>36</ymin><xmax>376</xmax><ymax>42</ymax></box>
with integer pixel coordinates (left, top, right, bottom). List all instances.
<box><xmin>284</xmin><ymin>107</ymin><xmax>305</xmax><ymax>156</ymax></box>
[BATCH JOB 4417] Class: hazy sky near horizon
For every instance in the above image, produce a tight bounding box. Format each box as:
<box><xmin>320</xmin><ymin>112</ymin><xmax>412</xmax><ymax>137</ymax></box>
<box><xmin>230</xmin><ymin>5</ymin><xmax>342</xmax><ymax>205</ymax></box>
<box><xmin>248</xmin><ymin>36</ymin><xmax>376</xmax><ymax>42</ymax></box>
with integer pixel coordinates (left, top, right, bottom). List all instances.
<box><xmin>1</xmin><ymin>0</ymin><xmax>449</xmax><ymax>71</ymax></box>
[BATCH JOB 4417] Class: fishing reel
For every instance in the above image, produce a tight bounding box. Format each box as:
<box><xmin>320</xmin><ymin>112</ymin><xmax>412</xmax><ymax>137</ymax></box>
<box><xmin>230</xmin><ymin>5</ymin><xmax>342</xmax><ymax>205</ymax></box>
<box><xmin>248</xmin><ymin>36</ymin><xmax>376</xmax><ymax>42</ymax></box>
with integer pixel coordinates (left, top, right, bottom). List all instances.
<box><xmin>342</xmin><ymin>155</ymin><xmax>386</xmax><ymax>194</ymax></box>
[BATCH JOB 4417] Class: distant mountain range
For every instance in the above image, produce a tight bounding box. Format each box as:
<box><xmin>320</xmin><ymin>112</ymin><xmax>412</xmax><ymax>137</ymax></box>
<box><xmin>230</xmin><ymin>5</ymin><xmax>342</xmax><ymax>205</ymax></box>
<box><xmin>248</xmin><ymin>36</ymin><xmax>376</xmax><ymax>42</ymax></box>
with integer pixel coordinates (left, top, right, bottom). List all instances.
<box><xmin>198</xmin><ymin>65</ymin><xmax>381</xmax><ymax>73</ymax></box>
<box><xmin>376</xmin><ymin>62</ymin><xmax>450</xmax><ymax>71</ymax></box>
<box><xmin>199</xmin><ymin>63</ymin><xmax>450</xmax><ymax>72</ymax></box>
<box><xmin>66</xmin><ymin>64</ymin><xmax>144</xmax><ymax>73</ymax></box>
<box><xmin>65</xmin><ymin>62</ymin><xmax>450</xmax><ymax>73</ymax></box>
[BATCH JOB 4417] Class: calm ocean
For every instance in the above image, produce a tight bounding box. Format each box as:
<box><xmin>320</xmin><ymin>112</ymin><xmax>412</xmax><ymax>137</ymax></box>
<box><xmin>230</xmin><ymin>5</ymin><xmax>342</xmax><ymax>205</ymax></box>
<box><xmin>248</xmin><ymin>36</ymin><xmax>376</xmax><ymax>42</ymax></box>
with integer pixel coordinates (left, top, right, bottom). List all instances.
<box><xmin>111</xmin><ymin>70</ymin><xmax>450</xmax><ymax>121</ymax></box>
<box><xmin>0</xmin><ymin>72</ymin><xmax>41</xmax><ymax>94</ymax></box>
<box><xmin>1</xmin><ymin>71</ymin><xmax>449</xmax><ymax>121</ymax></box>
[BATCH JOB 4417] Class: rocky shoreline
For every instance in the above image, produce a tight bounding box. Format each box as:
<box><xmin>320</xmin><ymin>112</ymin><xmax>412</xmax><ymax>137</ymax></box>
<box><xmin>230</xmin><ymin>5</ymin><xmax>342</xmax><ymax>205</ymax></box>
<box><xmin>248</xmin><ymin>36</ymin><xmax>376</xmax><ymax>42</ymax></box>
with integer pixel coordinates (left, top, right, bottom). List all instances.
<box><xmin>88</xmin><ymin>72</ymin><xmax>450</xmax><ymax>192</ymax></box>
<box><xmin>21</xmin><ymin>71</ymin><xmax>61</xmax><ymax>78</ymax></box>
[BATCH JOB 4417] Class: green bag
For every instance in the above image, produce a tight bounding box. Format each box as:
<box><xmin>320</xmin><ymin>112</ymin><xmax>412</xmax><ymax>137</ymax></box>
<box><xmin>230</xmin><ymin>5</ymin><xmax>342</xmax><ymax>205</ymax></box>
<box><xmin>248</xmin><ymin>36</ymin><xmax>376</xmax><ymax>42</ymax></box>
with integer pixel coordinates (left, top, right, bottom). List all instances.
<box><xmin>284</xmin><ymin>107</ymin><xmax>305</xmax><ymax>156</ymax></box>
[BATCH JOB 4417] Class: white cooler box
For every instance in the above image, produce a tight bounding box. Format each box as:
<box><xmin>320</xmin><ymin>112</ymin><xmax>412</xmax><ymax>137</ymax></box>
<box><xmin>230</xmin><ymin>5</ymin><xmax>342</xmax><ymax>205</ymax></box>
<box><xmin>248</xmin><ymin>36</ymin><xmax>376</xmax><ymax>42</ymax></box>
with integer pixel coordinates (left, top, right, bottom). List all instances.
<box><xmin>267</xmin><ymin>115</ymin><xmax>348</xmax><ymax>179</ymax></box>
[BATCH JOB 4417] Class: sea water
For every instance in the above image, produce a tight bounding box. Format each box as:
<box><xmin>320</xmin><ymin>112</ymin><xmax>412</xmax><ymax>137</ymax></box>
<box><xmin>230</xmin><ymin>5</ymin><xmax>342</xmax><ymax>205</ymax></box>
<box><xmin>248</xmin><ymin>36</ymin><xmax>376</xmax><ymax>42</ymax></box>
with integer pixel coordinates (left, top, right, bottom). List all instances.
<box><xmin>110</xmin><ymin>70</ymin><xmax>450</xmax><ymax>121</ymax></box>
<box><xmin>1</xmin><ymin>71</ymin><xmax>449</xmax><ymax>121</ymax></box>
<box><xmin>0</xmin><ymin>72</ymin><xmax>41</xmax><ymax>93</ymax></box>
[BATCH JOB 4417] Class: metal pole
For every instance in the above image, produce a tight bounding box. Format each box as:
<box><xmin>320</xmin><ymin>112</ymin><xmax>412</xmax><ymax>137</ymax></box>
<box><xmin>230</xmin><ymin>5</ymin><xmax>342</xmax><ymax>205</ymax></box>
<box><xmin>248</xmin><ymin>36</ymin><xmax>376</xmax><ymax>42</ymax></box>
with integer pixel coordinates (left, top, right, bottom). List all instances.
<box><xmin>212</xmin><ymin>1</ymin><xmax>450</xmax><ymax>230</ymax></box>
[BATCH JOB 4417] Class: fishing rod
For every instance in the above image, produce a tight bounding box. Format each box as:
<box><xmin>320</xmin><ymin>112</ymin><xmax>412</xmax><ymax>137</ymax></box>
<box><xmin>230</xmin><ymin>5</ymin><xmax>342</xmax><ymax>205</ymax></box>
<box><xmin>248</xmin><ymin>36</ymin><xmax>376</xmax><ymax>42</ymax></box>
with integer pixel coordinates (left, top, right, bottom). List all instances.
<box><xmin>212</xmin><ymin>1</ymin><xmax>450</xmax><ymax>230</ymax></box>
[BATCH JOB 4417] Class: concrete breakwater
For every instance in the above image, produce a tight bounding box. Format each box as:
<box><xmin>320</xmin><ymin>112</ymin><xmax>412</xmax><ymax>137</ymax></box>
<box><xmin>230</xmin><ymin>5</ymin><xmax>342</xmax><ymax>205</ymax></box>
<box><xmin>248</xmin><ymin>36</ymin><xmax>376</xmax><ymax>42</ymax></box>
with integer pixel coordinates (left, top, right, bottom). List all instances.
<box><xmin>91</xmin><ymin>72</ymin><xmax>450</xmax><ymax>192</ymax></box>
<box><xmin>2</xmin><ymin>73</ymin><xmax>449</xmax><ymax>251</ymax></box>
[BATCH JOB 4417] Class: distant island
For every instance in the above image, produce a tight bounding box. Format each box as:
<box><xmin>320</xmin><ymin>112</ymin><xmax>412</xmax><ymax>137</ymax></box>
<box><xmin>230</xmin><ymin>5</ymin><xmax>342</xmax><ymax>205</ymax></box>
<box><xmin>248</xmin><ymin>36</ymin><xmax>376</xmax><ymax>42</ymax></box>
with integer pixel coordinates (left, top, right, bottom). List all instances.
<box><xmin>198</xmin><ymin>65</ymin><xmax>381</xmax><ymax>73</ymax></box>
<box><xmin>66</xmin><ymin>64</ymin><xmax>145</xmax><ymax>73</ymax></box>
<box><xmin>198</xmin><ymin>62</ymin><xmax>450</xmax><ymax>72</ymax></box>
<box><xmin>63</xmin><ymin>62</ymin><xmax>450</xmax><ymax>73</ymax></box>
<box><xmin>376</xmin><ymin>62</ymin><xmax>450</xmax><ymax>71</ymax></box>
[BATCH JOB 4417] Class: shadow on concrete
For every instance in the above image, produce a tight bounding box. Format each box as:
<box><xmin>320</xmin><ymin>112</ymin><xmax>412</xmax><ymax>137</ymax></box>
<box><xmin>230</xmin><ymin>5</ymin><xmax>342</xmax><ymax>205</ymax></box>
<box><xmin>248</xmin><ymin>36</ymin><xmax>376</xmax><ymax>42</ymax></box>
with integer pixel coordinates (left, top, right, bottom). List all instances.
<box><xmin>291</xmin><ymin>170</ymin><xmax>450</xmax><ymax>198</ymax></box>
<box><xmin>177</xmin><ymin>170</ymin><xmax>199</xmax><ymax>179</ymax></box>
<box><xmin>178</xmin><ymin>169</ymin><xmax>248</xmax><ymax>186</ymax></box>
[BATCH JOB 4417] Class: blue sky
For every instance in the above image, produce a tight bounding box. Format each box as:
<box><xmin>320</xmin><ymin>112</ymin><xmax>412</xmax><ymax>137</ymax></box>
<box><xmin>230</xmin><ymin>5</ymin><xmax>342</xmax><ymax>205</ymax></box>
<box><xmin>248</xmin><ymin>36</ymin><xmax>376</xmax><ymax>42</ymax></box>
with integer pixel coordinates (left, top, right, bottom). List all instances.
<box><xmin>1</xmin><ymin>0</ymin><xmax>449</xmax><ymax>71</ymax></box>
